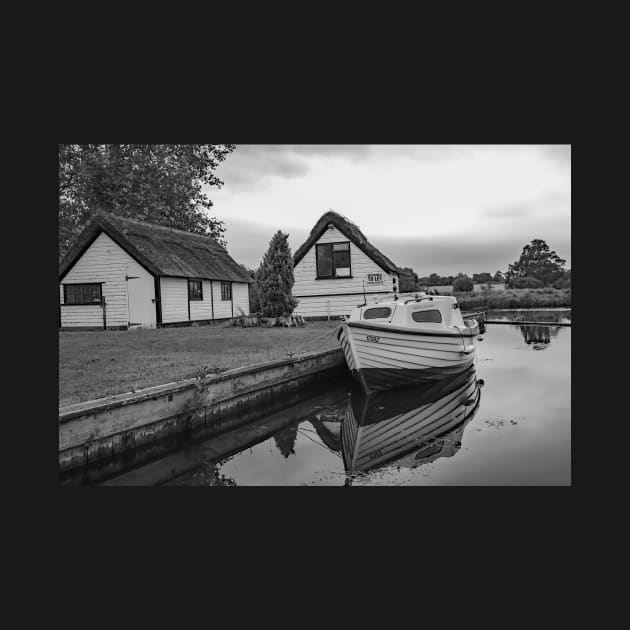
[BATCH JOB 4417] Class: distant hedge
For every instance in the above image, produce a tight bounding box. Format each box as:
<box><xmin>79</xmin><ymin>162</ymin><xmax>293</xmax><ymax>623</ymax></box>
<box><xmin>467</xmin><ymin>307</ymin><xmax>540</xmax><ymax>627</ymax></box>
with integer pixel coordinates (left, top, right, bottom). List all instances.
<box><xmin>506</xmin><ymin>276</ymin><xmax>543</xmax><ymax>289</ymax></box>
<box><xmin>454</xmin><ymin>288</ymin><xmax>571</xmax><ymax>310</ymax></box>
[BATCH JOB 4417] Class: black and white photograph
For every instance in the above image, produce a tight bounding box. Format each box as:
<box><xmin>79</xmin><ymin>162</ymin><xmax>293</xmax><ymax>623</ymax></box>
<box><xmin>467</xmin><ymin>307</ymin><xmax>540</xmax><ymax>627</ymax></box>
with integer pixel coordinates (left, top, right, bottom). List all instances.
<box><xmin>58</xmin><ymin>144</ymin><xmax>571</xmax><ymax>486</ymax></box>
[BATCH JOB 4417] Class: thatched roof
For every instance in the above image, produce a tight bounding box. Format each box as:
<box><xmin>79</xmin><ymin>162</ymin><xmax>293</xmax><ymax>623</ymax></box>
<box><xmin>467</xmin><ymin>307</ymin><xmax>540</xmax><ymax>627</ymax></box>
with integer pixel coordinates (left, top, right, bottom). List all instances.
<box><xmin>59</xmin><ymin>212</ymin><xmax>252</xmax><ymax>283</ymax></box>
<box><xmin>293</xmin><ymin>211</ymin><xmax>400</xmax><ymax>274</ymax></box>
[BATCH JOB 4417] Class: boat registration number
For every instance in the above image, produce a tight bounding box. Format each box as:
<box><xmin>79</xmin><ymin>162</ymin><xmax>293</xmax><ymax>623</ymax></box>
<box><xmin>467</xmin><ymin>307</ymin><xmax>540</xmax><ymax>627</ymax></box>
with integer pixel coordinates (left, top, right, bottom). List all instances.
<box><xmin>366</xmin><ymin>335</ymin><xmax>380</xmax><ymax>343</ymax></box>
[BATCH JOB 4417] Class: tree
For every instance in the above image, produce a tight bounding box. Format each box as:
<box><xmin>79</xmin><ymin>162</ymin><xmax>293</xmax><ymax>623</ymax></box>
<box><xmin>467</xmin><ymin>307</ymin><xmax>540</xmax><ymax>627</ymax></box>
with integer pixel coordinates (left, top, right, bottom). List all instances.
<box><xmin>273</xmin><ymin>424</ymin><xmax>299</xmax><ymax>458</ymax></box>
<box><xmin>428</xmin><ymin>273</ymin><xmax>442</xmax><ymax>286</ymax></box>
<box><xmin>59</xmin><ymin>144</ymin><xmax>235</xmax><ymax>259</ymax></box>
<box><xmin>505</xmin><ymin>239</ymin><xmax>566</xmax><ymax>286</ymax></box>
<box><xmin>493</xmin><ymin>270</ymin><xmax>505</xmax><ymax>283</ymax></box>
<box><xmin>239</xmin><ymin>265</ymin><xmax>260</xmax><ymax>313</ymax></box>
<box><xmin>256</xmin><ymin>231</ymin><xmax>299</xmax><ymax>317</ymax></box>
<box><xmin>473</xmin><ymin>272</ymin><xmax>493</xmax><ymax>284</ymax></box>
<box><xmin>453</xmin><ymin>273</ymin><xmax>474</xmax><ymax>292</ymax></box>
<box><xmin>399</xmin><ymin>267</ymin><xmax>421</xmax><ymax>292</ymax></box>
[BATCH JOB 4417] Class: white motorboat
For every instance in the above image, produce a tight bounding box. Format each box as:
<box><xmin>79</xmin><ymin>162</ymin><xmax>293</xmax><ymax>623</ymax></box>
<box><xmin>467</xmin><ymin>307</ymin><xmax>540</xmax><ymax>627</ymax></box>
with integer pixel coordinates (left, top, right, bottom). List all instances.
<box><xmin>336</xmin><ymin>292</ymin><xmax>481</xmax><ymax>393</ymax></box>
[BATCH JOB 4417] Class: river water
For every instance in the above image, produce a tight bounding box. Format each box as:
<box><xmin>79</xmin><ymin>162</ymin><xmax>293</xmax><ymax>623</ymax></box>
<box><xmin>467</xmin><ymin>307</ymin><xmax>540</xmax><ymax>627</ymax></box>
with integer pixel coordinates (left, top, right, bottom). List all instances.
<box><xmin>97</xmin><ymin>310</ymin><xmax>571</xmax><ymax>486</ymax></box>
<box><xmin>96</xmin><ymin>309</ymin><xmax>570</xmax><ymax>486</ymax></box>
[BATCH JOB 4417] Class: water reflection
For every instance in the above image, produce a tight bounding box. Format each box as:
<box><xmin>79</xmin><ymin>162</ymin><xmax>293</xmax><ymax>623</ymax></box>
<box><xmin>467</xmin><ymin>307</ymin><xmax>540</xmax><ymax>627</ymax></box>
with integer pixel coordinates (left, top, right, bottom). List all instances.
<box><xmin>341</xmin><ymin>366</ymin><xmax>482</xmax><ymax>475</ymax></box>
<box><xmin>517</xmin><ymin>324</ymin><xmax>561</xmax><ymax>350</ymax></box>
<box><xmin>273</xmin><ymin>424</ymin><xmax>299</xmax><ymax>458</ymax></box>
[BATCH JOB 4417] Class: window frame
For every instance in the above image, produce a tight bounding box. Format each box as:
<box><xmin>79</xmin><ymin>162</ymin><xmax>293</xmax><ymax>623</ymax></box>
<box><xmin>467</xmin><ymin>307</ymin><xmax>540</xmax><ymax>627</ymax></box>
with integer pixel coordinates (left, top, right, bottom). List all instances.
<box><xmin>221</xmin><ymin>281</ymin><xmax>232</xmax><ymax>301</ymax></box>
<box><xmin>411</xmin><ymin>309</ymin><xmax>443</xmax><ymax>324</ymax></box>
<box><xmin>316</xmin><ymin>241</ymin><xmax>352</xmax><ymax>279</ymax></box>
<box><xmin>363</xmin><ymin>306</ymin><xmax>392</xmax><ymax>320</ymax></box>
<box><xmin>188</xmin><ymin>278</ymin><xmax>203</xmax><ymax>301</ymax></box>
<box><xmin>63</xmin><ymin>283</ymin><xmax>103</xmax><ymax>306</ymax></box>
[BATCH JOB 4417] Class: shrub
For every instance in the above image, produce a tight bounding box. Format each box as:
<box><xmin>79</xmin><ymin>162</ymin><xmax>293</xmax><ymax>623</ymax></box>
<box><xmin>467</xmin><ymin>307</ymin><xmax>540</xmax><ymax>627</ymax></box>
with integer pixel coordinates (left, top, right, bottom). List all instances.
<box><xmin>507</xmin><ymin>276</ymin><xmax>543</xmax><ymax>289</ymax></box>
<box><xmin>553</xmin><ymin>277</ymin><xmax>571</xmax><ymax>290</ymax></box>
<box><xmin>453</xmin><ymin>273</ymin><xmax>474</xmax><ymax>292</ymax></box>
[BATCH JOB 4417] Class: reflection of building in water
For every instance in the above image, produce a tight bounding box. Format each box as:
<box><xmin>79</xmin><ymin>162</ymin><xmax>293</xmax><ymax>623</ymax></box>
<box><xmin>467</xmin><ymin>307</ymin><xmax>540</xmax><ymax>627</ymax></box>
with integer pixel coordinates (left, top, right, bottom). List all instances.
<box><xmin>340</xmin><ymin>366</ymin><xmax>483</xmax><ymax>474</ymax></box>
<box><xmin>517</xmin><ymin>324</ymin><xmax>561</xmax><ymax>349</ymax></box>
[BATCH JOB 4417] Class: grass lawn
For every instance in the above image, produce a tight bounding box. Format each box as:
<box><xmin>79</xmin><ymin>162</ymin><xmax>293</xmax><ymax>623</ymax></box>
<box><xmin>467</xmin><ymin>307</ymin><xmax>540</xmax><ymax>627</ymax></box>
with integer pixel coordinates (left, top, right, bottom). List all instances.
<box><xmin>59</xmin><ymin>321</ymin><xmax>341</xmax><ymax>406</ymax></box>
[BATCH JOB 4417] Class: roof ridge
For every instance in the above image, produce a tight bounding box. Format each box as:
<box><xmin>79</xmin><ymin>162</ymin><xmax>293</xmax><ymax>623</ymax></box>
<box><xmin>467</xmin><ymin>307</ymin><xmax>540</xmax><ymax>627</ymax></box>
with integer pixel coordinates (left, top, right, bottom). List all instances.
<box><xmin>95</xmin><ymin>211</ymin><xmax>224</xmax><ymax>245</ymax></box>
<box><xmin>293</xmin><ymin>210</ymin><xmax>400</xmax><ymax>273</ymax></box>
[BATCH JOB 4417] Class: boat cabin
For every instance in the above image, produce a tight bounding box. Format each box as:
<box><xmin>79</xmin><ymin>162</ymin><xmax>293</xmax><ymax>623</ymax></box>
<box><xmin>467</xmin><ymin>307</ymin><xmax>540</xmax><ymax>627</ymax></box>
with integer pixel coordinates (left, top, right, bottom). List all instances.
<box><xmin>348</xmin><ymin>294</ymin><xmax>469</xmax><ymax>330</ymax></box>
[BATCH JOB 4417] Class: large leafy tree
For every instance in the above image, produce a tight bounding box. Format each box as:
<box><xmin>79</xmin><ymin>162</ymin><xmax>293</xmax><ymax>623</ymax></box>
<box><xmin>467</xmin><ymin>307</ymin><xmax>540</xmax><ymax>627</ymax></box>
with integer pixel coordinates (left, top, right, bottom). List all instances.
<box><xmin>506</xmin><ymin>239</ymin><xmax>567</xmax><ymax>286</ymax></box>
<box><xmin>59</xmin><ymin>144</ymin><xmax>235</xmax><ymax>259</ymax></box>
<box><xmin>398</xmin><ymin>267</ymin><xmax>420</xmax><ymax>292</ymax></box>
<box><xmin>256</xmin><ymin>231</ymin><xmax>299</xmax><ymax>318</ymax></box>
<box><xmin>453</xmin><ymin>273</ymin><xmax>474</xmax><ymax>292</ymax></box>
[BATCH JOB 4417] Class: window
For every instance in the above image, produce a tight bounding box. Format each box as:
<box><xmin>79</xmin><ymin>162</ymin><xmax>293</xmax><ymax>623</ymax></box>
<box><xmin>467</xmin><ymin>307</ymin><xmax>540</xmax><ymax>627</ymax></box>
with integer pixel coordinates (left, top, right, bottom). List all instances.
<box><xmin>367</xmin><ymin>273</ymin><xmax>383</xmax><ymax>285</ymax></box>
<box><xmin>63</xmin><ymin>283</ymin><xmax>102</xmax><ymax>305</ymax></box>
<box><xmin>364</xmin><ymin>307</ymin><xmax>392</xmax><ymax>319</ymax></box>
<box><xmin>188</xmin><ymin>279</ymin><xmax>203</xmax><ymax>301</ymax></box>
<box><xmin>221</xmin><ymin>281</ymin><xmax>232</xmax><ymax>301</ymax></box>
<box><xmin>316</xmin><ymin>241</ymin><xmax>351</xmax><ymax>278</ymax></box>
<box><xmin>412</xmin><ymin>309</ymin><xmax>442</xmax><ymax>323</ymax></box>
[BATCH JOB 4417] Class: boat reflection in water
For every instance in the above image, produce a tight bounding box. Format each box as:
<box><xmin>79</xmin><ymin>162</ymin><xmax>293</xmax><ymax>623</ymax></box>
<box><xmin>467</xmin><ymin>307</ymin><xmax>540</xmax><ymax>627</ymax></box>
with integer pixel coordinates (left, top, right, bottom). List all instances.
<box><xmin>341</xmin><ymin>365</ymin><xmax>483</xmax><ymax>475</ymax></box>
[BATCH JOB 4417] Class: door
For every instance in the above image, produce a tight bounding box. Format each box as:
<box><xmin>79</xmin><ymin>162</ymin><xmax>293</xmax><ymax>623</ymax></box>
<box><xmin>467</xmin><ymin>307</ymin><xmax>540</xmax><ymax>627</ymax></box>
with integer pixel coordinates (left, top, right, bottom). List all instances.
<box><xmin>126</xmin><ymin>262</ymin><xmax>156</xmax><ymax>328</ymax></box>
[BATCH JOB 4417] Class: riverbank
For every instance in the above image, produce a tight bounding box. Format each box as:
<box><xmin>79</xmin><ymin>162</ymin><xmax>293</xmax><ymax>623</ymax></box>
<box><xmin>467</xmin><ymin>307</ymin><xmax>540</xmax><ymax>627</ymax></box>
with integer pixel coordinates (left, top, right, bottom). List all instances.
<box><xmin>451</xmin><ymin>287</ymin><xmax>571</xmax><ymax>310</ymax></box>
<box><xmin>59</xmin><ymin>321</ymin><xmax>340</xmax><ymax>406</ymax></box>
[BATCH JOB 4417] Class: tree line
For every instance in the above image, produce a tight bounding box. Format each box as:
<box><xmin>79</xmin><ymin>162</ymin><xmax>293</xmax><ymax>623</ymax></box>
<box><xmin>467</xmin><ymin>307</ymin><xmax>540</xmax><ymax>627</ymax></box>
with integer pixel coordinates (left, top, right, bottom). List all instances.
<box><xmin>398</xmin><ymin>239</ymin><xmax>570</xmax><ymax>293</ymax></box>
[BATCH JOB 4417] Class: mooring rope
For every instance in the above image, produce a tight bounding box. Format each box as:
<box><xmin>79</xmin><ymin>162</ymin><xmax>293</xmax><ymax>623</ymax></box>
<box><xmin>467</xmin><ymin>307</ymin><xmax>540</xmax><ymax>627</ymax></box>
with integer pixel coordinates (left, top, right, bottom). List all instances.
<box><xmin>296</xmin><ymin>426</ymin><xmax>341</xmax><ymax>457</ymax></box>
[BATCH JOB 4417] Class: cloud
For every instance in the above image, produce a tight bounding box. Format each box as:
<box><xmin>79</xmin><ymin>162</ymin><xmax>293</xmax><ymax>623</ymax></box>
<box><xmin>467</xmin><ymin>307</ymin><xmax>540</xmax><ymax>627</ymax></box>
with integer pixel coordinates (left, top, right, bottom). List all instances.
<box><xmin>214</xmin><ymin>144</ymin><xmax>481</xmax><ymax>192</ymax></box>
<box><xmin>482</xmin><ymin>191</ymin><xmax>570</xmax><ymax>220</ymax></box>
<box><xmin>536</xmin><ymin>145</ymin><xmax>571</xmax><ymax>169</ymax></box>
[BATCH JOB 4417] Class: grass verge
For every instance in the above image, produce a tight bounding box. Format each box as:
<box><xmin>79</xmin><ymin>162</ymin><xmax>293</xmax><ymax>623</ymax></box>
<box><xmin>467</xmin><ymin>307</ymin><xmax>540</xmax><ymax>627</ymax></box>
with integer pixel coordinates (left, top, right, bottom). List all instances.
<box><xmin>59</xmin><ymin>321</ymin><xmax>340</xmax><ymax>406</ymax></box>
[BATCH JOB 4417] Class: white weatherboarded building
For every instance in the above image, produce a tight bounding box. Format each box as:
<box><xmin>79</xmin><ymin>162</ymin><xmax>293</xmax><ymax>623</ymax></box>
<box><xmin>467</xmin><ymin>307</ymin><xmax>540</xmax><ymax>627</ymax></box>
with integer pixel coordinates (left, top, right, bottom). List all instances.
<box><xmin>59</xmin><ymin>212</ymin><xmax>251</xmax><ymax>330</ymax></box>
<box><xmin>292</xmin><ymin>211</ymin><xmax>401</xmax><ymax>319</ymax></box>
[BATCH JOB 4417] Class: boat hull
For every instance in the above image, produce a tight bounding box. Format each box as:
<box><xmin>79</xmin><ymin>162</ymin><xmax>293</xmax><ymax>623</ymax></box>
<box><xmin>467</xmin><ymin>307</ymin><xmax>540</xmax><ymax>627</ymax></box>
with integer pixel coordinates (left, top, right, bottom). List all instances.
<box><xmin>337</xmin><ymin>321</ymin><xmax>478</xmax><ymax>393</ymax></box>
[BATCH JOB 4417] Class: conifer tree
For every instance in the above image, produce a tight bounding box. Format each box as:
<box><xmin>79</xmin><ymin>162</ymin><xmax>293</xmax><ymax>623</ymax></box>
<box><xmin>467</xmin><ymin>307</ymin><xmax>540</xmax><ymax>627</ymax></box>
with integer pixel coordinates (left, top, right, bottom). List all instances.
<box><xmin>256</xmin><ymin>231</ymin><xmax>299</xmax><ymax>317</ymax></box>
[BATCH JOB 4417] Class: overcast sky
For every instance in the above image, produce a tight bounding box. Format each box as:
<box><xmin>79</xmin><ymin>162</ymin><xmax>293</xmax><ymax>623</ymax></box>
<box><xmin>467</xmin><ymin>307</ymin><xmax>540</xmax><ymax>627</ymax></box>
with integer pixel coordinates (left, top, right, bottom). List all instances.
<box><xmin>206</xmin><ymin>145</ymin><xmax>571</xmax><ymax>276</ymax></box>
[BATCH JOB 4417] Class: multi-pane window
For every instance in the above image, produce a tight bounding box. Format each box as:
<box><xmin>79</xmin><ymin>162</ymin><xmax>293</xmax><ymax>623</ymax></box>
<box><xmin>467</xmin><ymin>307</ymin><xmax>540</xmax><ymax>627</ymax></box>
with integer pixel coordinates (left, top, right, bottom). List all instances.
<box><xmin>64</xmin><ymin>283</ymin><xmax>102</xmax><ymax>305</ymax></box>
<box><xmin>367</xmin><ymin>273</ymin><xmax>383</xmax><ymax>284</ymax></box>
<box><xmin>188</xmin><ymin>279</ymin><xmax>203</xmax><ymax>301</ymax></box>
<box><xmin>221</xmin><ymin>281</ymin><xmax>232</xmax><ymax>301</ymax></box>
<box><xmin>316</xmin><ymin>241</ymin><xmax>351</xmax><ymax>278</ymax></box>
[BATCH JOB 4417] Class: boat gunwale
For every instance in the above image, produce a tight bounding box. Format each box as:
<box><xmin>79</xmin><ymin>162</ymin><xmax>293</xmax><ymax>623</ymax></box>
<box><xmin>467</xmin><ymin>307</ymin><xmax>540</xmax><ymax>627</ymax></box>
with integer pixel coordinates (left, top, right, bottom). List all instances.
<box><xmin>345</xmin><ymin>320</ymin><xmax>479</xmax><ymax>338</ymax></box>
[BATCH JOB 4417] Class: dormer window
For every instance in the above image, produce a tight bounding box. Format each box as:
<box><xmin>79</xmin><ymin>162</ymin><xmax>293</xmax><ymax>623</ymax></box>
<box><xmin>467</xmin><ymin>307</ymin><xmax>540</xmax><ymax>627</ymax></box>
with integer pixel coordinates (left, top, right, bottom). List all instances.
<box><xmin>316</xmin><ymin>241</ymin><xmax>351</xmax><ymax>279</ymax></box>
